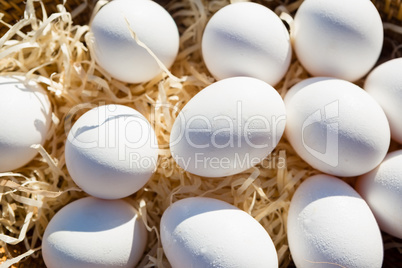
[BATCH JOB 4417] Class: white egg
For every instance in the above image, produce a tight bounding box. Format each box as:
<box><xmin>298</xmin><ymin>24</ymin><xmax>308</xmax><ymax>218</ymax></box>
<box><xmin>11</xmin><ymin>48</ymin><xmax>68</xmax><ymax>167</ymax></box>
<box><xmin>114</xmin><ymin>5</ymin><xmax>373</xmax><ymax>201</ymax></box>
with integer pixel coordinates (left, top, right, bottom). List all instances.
<box><xmin>288</xmin><ymin>174</ymin><xmax>383</xmax><ymax>268</ymax></box>
<box><xmin>292</xmin><ymin>0</ymin><xmax>383</xmax><ymax>82</ymax></box>
<box><xmin>201</xmin><ymin>2</ymin><xmax>291</xmax><ymax>86</ymax></box>
<box><xmin>65</xmin><ymin>104</ymin><xmax>158</xmax><ymax>199</ymax></box>
<box><xmin>364</xmin><ymin>58</ymin><xmax>402</xmax><ymax>144</ymax></box>
<box><xmin>0</xmin><ymin>75</ymin><xmax>52</xmax><ymax>172</ymax></box>
<box><xmin>160</xmin><ymin>197</ymin><xmax>278</xmax><ymax>268</ymax></box>
<box><xmin>284</xmin><ymin>78</ymin><xmax>390</xmax><ymax>177</ymax></box>
<box><xmin>91</xmin><ymin>0</ymin><xmax>179</xmax><ymax>83</ymax></box>
<box><xmin>170</xmin><ymin>77</ymin><xmax>286</xmax><ymax>177</ymax></box>
<box><xmin>356</xmin><ymin>150</ymin><xmax>402</xmax><ymax>239</ymax></box>
<box><xmin>42</xmin><ymin>196</ymin><xmax>147</xmax><ymax>268</ymax></box>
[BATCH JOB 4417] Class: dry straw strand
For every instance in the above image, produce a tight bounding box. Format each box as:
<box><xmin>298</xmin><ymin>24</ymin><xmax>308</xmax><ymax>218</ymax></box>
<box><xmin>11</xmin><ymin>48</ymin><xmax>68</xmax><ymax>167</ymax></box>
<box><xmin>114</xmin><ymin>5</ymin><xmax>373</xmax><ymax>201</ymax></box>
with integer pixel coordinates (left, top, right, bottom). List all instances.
<box><xmin>0</xmin><ymin>0</ymin><xmax>401</xmax><ymax>268</ymax></box>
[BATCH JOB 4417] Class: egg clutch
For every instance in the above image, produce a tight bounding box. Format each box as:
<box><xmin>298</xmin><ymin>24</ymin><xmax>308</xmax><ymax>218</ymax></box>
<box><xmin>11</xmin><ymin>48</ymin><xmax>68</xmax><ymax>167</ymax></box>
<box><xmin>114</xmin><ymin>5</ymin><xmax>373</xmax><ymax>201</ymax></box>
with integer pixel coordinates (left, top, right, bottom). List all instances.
<box><xmin>0</xmin><ymin>0</ymin><xmax>401</xmax><ymax>267</ymax></box>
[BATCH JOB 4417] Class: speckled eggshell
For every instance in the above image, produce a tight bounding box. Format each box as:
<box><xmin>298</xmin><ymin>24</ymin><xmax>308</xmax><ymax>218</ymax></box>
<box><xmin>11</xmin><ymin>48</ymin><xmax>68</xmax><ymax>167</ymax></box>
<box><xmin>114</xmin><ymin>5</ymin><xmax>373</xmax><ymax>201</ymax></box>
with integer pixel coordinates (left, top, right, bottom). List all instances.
<box><xmin>284</xmin><ymin>78</ymin><xmax>390</xmax><ymax>177</ymax></box>
<box><xmin>160</xmin><ymin>197</ymin><xmax>278</xmax><ymax>268</ymax></box>
<box><xmin>65</xmin><ymin>104</ymin><xmax>158</xmax><ymax>199</ymax></box>
<box><xmin>288</xmin><ymin>174</ymin><xmax>383</xmax><ymax>268</ymax></box>
<box><xmin>91</xmin><ymin>0</ymin><xmax>179</xmax><ymax>83</ymax></box>
<box><xmin>42</xmin><ymin>197</ymin><xmax>147</xmax><ymax>268</ymax></box>
<box><xmin>364</xmin><ymin>58</ymin><xmax>402</xmax><ymax>144</ymax></box>
<box><xmin>0</xmin><ymin>75</ymin><xmax>52</xmax><ymax>172</ymax></box>
<box><xmin>356</xmin><ymin>150</ymin><xmax>402</xmax><ymax>239</ymax></box>
<box><xmin>202</xmin><ymin>2</ymin><xmax>292</xmax><ymax>86</ymax></box>
<box><xmin>292</xmin><ymin>0</ymin><xmax>383</xmax><ymax>81</ymax></box>
<box><xmin>169</xmin><ymin>76</ymin><xmax>286</xmax><ymax>177</ymax></box>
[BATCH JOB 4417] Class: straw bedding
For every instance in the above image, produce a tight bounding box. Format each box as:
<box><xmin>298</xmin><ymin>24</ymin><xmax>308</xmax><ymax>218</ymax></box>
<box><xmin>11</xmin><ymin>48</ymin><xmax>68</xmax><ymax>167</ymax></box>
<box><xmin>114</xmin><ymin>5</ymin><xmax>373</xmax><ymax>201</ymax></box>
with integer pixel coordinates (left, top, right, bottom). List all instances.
<box><xmin>0</xmin><ymin>0</ymin><xmax>401</xmax><ymax>267</ymax></box>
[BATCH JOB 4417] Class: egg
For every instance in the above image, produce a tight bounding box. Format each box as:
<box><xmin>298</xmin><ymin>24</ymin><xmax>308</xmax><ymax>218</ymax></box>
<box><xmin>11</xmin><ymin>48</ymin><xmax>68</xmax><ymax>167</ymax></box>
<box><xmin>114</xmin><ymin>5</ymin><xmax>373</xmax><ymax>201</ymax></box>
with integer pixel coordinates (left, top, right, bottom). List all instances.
<box><xmin>160</xmin><ymin>197</ymin><xmax>278</xmax><ymax>268</ymax></box>
<box><xmin>170</xmin><ymin>77</ymin><xmax>286</xmax><ymax>177</ymax></box>
<box><xmin>284</xmin><ymin>78</ymin><xmax>390</xmax><ymax>177</ymax></box>
<box><xmin>356</xmin><ymin>150</ymin><xmax>402</xmax><ymax>239</ymax></box>
<box><xmin>42</xmin><ymin>196</ymin><xmax>147</xmax><ymax>268</ymax></box>
<box><xmin>65</xmin><ymin>104</ymin><xmax>158</xmax><ymax>199</ymax></box>
<box><xmin>364</xmin><ymin>58</ymin><xmax>402</xmax><ymax>144</ymax></box>
<box><xmin>288</xmin><ymin>174</ymin><xmax>383</xmax><ymax>268</ymax></box>
<box><xmin>201</xmin><ymin>2</ymin><xmax>291</xmax><ymax>86</ymax></box>
<box><xmin>292</xmin><ymin>0</ymin><xmax>383</xmax><ymax>82</ymax></box>
<box><xmin>0</xmin><ymin>75</ymin><xmax>52</xmax><ymax>172</ymax></box>
<box><xmin>91</xmin><ymin>0</ymin><xmax>179</xmax><ymax>83</ymax></box>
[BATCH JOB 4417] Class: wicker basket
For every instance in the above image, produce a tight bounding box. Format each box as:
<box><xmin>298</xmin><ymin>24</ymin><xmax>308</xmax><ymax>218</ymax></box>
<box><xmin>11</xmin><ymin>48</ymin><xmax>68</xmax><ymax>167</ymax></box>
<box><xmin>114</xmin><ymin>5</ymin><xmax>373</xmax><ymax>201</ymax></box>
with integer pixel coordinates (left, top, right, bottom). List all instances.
<box><xmin>0</xmin><ymin>0</ymin><xmax>401</xmax><ymax>267</ymax></box>
<box><xmin>373</xmin><ymin>0</ymin><xmax>402</xmax><ymax>23</ymax></box>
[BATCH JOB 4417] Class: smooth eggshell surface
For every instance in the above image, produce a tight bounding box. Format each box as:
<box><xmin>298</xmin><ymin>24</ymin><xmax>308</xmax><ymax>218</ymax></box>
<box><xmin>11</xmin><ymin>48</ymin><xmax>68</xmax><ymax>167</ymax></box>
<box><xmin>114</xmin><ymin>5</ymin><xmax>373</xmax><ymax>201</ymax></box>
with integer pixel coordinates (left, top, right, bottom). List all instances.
<box><xmin>364</xmin><ymin>58</ymin><xmax>402</xmax><ymax>144</ymax></box>
<box><xmin>288</xmin><ymin>174</ymin><xmax>383</xmax><ymax>268</ymax></box>
<box><xmin>292</xmin><ymin>0</ymin><xmax>383</xmax><ymax>81</ymax></box>
<box><xmin>42</xmin><ymin>197</ymin><xmax>147</xmax><ymax>268</ymax></box>
<box><xmin>356</xmin><ymin>150</ymin><xmax>402</xmax><ymax>239</ymax></box>
<box><xmin>285</xmin><ymin>78</ymin><xmax>390</xmax><ymax>177</ymax></box>
<box><xmin>0</xmin><ymin>75</ymin><xmax>52</xmax><ymax>172</ymax></box>
<box><xmin>169</xmin><ymin>76</ymin><xmax>286</xmax><ymax>177</ymax></box>
<box><xmin>202</xmin><ymin>2</ymin><xmax>291</xmax><ymax>86</ymax></box>
<box><xmin>65</xmin><ymin>104</ymin><xmax>158</xmax><ymax>199</ymax></box>
<box><xmin>91</xmin><ymin>0</ymin><xmax>179</xmax><ymax>83</ymax></box>
<box><xmin>160</xmin><ymin>197</ymin><xmax>278</xmax><ymax>268</ymax></box>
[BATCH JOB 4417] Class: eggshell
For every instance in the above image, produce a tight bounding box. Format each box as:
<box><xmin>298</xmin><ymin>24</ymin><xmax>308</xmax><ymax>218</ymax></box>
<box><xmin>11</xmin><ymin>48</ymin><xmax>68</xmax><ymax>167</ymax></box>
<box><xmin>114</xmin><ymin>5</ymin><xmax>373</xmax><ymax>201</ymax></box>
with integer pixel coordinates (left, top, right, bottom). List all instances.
<box><xmin>160</xmin><ymin>197</ymin><xmax>278</xmax><ymax>268</ymax></box>
<box><xmin>356</xmin><ymin>150</ymin><xmax>402</xmax><ymax>239</ymax></box>
<box><xmin>42</xmin><ymin>196</ymin><xmax>147</xmax><ymax>268</ymax></box>
<box><xmin>288</xmin><ymin>174</ymin><xmax>383</xmax><ymax>268</ymax></box>
<box><xmin>65</xmin><ymin>104</ymin><xmax>158</xmax><ymax>199</ymax></box>
<box><xmin>91</xmin><ymin>0</ymin><xmax>179</xmax><ymax>83</ymax></box>
<box><xmin>169</xmin><ymin>77</ymin><xmax>286</xmax><ymax>177</ymax></box>
<box><xmin>292</xmin><ymin>0</ymin><xmax>383</xmax><ymax>81</ymax></box>
<box><xmin>284</xmin><ymin>78</ymin><xmax>390</xmax><ymax>177</ymax></box>
<box><xmin>202</xmin><ymin>2</ymin><xmax>291</xmax><ymax>86</ymax></box>
<box><xmin>364</xmin><ymin>58</ymin><xmax>402</xmax><ymax>144</ymax></box>
<box><xmin>0</xmin><ymin>75</ymin><xmax>52</xmax><ymax>172</ymax></box>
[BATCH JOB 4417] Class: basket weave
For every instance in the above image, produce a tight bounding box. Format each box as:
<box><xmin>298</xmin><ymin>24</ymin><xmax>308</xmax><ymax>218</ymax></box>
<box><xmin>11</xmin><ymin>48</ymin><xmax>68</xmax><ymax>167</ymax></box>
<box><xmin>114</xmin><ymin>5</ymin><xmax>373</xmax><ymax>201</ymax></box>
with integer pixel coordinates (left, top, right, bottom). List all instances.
<box><xmin>0</xmin><ymin>0</ymin><xmax>401</xmax><ymax>267</ymax></box>
<box><xmin>2</xmin><ymin>0</ymin><xmax>401</xmax><ymax>32</ymax></box>
<box><xmin>2</xmin><ymin>0</ymin><xmax>399</xmax><ymax>36</ymax></box>
<box><xmin>373</xmin><ymin>0</ymin><xmax>402</xmax><ymax>23</ymax></box>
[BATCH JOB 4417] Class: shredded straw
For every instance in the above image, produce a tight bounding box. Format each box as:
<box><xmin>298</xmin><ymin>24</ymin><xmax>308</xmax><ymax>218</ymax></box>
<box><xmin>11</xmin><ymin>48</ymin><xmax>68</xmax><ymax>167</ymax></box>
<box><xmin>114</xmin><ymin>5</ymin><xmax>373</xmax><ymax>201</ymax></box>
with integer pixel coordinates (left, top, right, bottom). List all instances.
<box><xmin>0</xmin><ymin>0</ymin><xmax>401</xmax><ymax>267</ymax></box>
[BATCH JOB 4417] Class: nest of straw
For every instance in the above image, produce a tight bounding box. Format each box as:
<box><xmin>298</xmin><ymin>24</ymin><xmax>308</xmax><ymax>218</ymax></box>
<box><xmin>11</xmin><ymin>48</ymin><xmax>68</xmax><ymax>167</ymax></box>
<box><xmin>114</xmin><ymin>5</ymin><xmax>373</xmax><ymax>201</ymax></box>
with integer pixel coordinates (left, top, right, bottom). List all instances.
<box><xmin>0</xmin><ymin>0</ymin><xmax>401</xmax><ymax>267</ymax></box>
